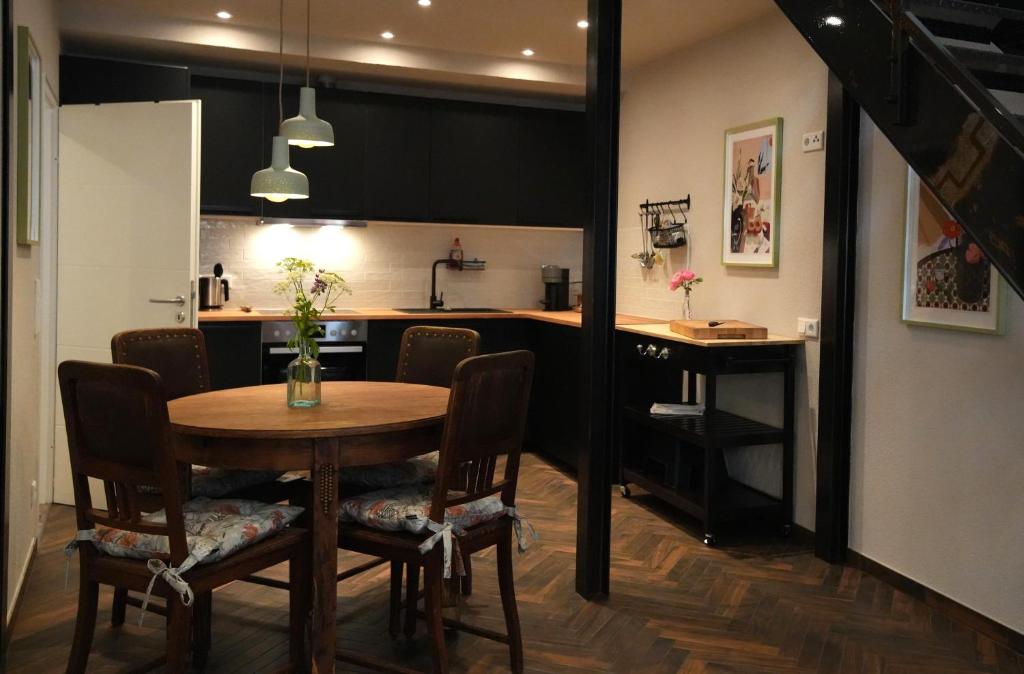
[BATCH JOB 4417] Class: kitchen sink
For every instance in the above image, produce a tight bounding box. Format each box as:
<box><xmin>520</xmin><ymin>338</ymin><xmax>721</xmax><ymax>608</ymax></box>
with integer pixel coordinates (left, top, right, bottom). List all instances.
<box><xmin>394</xmin><ymin>308</ymin><xmax>511</xmax><ymax>314</ymax></box>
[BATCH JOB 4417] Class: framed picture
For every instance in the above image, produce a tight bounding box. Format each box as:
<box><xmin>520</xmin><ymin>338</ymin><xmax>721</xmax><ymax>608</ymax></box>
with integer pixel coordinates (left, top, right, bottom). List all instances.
<box><xmin>17</xmin><ymin>26</ymin><xmax>42</xmax><ymax>246</ymax></box>
<box><xmin>722</xmin><ymin>118</ymin><xmax>782</xmax><ymax>268</ymax></box>
<box><xmin>901</xmin><ymin>169</ymin><xmax>1004</xmax><ymax>334</ymax></box>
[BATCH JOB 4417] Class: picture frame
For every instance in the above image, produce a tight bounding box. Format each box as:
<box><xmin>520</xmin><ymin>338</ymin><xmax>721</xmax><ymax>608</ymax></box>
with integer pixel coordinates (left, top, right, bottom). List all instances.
<box><xmin>16</xmin><ymin>26</ymin><xmax>42</xmax><ymax>246</ymax></box>
<box><xmin>901</xmin><ymin>169</ymin><xmax>1004</xmax><ymax>334</ymax></box>
<box><xmin>722</xmin><ymin>117</ymin><xmax>782</xmax><ymax>268</ymax></box>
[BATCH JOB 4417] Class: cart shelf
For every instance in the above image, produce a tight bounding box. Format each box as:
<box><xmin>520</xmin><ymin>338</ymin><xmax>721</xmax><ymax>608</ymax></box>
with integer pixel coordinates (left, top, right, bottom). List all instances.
<box><xmin>622</xmin><ymin>406</ymin><xmax>784</xmax><ymax>449</ymax></box>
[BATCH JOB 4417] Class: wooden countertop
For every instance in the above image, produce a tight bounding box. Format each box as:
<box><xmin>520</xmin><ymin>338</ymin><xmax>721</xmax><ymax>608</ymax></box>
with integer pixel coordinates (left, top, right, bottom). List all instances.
<box><xmin>199</xmin><ymin>308</ymin><xmax>658</xmax><ymax>328</ymax></box>
<box><xmin>198</xmin><ymin>308</ymin><xmax>803</xmax><ymax>347</ymax></box>
<box><xmin>617</xmin><ymin>322</ymin><xmax>805</xmax><ymax>347</ymax></box>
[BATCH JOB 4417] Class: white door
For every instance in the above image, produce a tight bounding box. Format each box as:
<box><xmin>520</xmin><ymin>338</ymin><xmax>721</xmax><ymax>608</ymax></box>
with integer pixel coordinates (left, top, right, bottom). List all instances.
<box><xmin>53</xmin><ymin>100</ymin><xmax>200</xmax><ymax>505</ymax></box>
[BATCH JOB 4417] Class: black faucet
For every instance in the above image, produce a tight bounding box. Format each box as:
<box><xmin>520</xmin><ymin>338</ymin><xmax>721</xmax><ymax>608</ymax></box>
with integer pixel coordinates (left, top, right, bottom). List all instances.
<box><xmin>430</xmin><ymin>258</ymin><xmax>461</xmax><ymax>309</ymax></box>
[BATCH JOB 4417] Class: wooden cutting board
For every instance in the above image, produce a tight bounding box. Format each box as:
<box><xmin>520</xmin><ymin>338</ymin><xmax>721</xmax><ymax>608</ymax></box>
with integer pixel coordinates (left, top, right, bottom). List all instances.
<box><xmin>669</xmin><ymin>319</ymin><xmax>768</xmax><ymax>340</ymax></box>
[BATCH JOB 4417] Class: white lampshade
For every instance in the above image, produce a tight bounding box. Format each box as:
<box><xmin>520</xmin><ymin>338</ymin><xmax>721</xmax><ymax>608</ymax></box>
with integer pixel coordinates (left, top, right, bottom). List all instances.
<box><xmin>250</xmin><ymin>136</ymin><xmax>309</xmax><ymax>202</ymax></box>
<box><xmin>281</xmin><ymin>87</ymin><xmax>335</xmax><ymax>149</ymax></box>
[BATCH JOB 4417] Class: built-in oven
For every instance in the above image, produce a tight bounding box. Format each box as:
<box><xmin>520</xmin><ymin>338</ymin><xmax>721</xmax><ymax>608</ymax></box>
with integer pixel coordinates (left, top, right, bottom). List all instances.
<box><xmin>261</xmin><ymin>320</ymin><xmax>368</xmax><ymax>383</ymax></box>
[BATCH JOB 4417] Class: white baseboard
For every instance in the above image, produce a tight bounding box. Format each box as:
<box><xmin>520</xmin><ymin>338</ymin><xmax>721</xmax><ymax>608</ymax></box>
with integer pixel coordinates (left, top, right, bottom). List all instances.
<box><xmin>5</xmin><ymin>537</ymin><xmax>37</xmax><ymax>626</ymax></box>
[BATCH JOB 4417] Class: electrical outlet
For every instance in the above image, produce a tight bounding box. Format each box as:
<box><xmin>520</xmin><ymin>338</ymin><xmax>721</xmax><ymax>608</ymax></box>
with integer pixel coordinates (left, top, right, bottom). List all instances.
<box><xmin>802</xmin><ymin>130</ymin><xmax>825</xmax><ymax>153</ymax></box>
<box><xmin>797</xmin><ymin>317</ymin><xmax>820</xmax><ymax>339</ymax></box>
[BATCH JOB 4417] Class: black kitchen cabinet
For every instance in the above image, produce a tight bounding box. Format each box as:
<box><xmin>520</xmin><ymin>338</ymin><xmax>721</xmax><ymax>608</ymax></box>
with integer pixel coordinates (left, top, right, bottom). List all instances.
<box><xmin>518</xmin><ymin>108</ymin><xmax>587</xmax><ymax>228</ymax></box>
<box><xmin>200</xmin><ymin>322</ymin><xmax>262</xmax><ymax>390</ymax></box>
<box><xmin>365</xmin><ymin>94</ymin><xmax>432</xmax><ymax>221</ymax></box>
<box><xmin>529</xmin><ymin>322</ymin><xmax>583</xmax><ymax>470</ymax></box>
<box><xmin>192</xmin><ymin>76</ymin><xmax>265</xmax><ymax>215</ymax></box>
<box><xmin>262</xmin><ymin>85</ymin><xmax>367</xmax><ymax>220</ymax></box>
<box><xmin>60</xmin><ymin>55</ymin><xmax>191</xmax><ymax>105</ymax></box>
<box><xmin>430</xmin><ymin>101</ymin><xmax>520</xmax><ymax>225</ymax></box>
<box><xmin>365</xmin><ymin>319</ymin><xmax>533</xmax><ymax>382</ymax></box>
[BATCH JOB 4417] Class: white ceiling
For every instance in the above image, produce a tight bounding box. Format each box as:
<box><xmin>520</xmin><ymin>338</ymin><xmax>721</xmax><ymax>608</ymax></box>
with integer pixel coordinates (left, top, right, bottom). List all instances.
<box><xmin>59</xmin><ymin>0</ymin><xmax>775</xmax><ymax>98</ymax></box>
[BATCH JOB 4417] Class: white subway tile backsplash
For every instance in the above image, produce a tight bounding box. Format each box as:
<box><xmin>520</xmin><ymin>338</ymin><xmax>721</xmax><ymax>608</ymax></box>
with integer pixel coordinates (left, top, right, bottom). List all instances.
<box><xmin>200</xmin><ymin>218</ymin><xmax>583</xmax><ymax>310</ymax></box>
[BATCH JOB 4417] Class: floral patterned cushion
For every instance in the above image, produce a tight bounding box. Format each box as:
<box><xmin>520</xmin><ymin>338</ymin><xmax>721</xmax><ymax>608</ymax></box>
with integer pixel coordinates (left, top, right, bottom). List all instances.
<box><xmin>340</xmin><ymin>452</ymin><xmax>439</xmax><ymax>489</ymax></box>
<box><xmin>338</xmin><ymin>483</ymin><xmax>506</xmax><ymax>534</ymax></box>
<box><xmin>137</xmin><ymin>467</ymin><xmax>284</xmax><ymax>499</ymax></box>
<box><xmin>84</xmin><ymin>497</ymin><xmax>304</xmax><ymax>567</ymax></box>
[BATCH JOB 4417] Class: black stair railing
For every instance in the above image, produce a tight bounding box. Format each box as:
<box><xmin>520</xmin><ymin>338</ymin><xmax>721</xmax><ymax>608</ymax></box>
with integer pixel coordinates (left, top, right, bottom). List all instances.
<box><xmin>775</xmin><ymin>0</ymin><xmax>1024</xmax><ymax>301</ymax></box>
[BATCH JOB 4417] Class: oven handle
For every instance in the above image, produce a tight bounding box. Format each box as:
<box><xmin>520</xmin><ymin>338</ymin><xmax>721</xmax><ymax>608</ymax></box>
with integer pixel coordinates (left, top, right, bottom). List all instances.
<box><xmin>267</xmin><ymin>345</ymin><xmax>364</xmax><ymax>355</ymax></box>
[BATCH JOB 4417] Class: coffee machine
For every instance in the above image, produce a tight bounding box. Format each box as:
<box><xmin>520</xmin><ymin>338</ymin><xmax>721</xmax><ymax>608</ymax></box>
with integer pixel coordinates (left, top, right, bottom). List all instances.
<box><xmin>540</xmin><ymin>265</ymin><xmax>571</xmax><ymax>312</ymax></box>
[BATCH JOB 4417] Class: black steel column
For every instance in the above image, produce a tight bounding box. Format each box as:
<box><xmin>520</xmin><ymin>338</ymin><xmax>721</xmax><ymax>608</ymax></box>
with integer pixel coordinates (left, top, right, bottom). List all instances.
<box><xmin>577</xmin><ymin>0</ymin><xmax>621</xmax><ymax>599</ymax></box>
<box><xmin>815</xmin><ymin>72</ymin><xmax>860</xmax><ymax>564</ymax></box>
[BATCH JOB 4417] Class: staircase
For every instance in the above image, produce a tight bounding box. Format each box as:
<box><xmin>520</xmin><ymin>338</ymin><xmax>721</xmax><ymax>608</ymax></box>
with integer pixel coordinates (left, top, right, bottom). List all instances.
<box><xmin>775</xmin><ymin>0</ymin><xmax>1024</xmax><ymax>300</ymax></box>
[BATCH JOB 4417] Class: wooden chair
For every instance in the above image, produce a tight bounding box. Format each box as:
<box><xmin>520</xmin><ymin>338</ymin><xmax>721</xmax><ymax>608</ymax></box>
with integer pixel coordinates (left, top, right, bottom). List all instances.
<box><xmin>339</xmin><ymin>326</ymin><xmax>480</xmax><ymax>610</ymax></box>
<box><xmin>110</xmin><ymin>328</ymin><xmax>295</xmax><ymax>630</ymax></box>
<box><xmin>58</xmin><ymin>360</ymin><xmax>309</xmax><ymax>673</ymax></box>
<box><xmin>337</xmin><ymin>350</ymin><xmax>535</xmax><ymax>674</ymax></box>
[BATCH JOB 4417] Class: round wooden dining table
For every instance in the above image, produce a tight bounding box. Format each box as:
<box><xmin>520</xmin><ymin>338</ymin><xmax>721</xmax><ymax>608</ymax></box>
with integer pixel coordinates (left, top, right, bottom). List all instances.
<box><xmin>168</xmin><ymin>381</ymin><xmax>450</xmax><ymax>674</ymax></box>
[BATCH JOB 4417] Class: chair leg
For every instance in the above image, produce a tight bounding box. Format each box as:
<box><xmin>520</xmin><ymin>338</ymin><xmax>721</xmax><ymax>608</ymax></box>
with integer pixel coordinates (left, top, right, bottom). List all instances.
<box><xmin>460</xmin><ymin>551</ymin><xmax>473</xmax><ymax>596</ymax></box>
<box><xmin>422</xmin><ymin>554</ymin><xmax>449</xmax><ymax>674</ymax></box>
<box><xmin>403</xmin><ymin>562</ymin><xmax>419</xmax><ymax>639</ymax></box>
<box><xmin>289</xmin><ymin>547</ymin><xmax>311</xmax><ymax>668</ymax></box>
<box><xmin>388</xmin><ymin>561</ymin><xmax>403</xmax><ymax>638</ymax></box>
<box><xmin>110</xmin><ymin>587</ymin><xmax>128</xmax><ymax>627</ymax></box>
<box><xmin>192</xmin><ymin>591</ymin><xmax>212</xmax><ymax>670</ymax></box>
<box><xmin>497</xmin><ymin>534</ymin><xmax>524</xmax><ymax>674</ymax></box>
<box><xmin>166</xmin><ymin>596</ymin><xmax>193</xmax><ymax>674</ymax></box>
<box><xmin>66</xmin><ymin>575</ymin><xmax>99</xmax><ymax>674</ymax></box>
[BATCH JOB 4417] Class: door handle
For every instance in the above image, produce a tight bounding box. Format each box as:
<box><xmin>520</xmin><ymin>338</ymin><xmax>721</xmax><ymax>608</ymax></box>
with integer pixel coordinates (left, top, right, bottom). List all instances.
<box><xmin>149</xmin><ymin>295</ymin><xmax>186</xmax><ymax>306</ymax></box>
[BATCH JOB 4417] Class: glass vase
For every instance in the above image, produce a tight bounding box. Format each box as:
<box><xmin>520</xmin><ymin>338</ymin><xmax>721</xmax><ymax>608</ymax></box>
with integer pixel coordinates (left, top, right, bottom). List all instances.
<box><xmin>287</xmin><ymin>342</ymin><xmax>322</xmax><ymax>408</ymax></box>
<box><xmin>683</xmin><ymin>289</ymin><xmax>693</xmax><ymax>320</ymax></box>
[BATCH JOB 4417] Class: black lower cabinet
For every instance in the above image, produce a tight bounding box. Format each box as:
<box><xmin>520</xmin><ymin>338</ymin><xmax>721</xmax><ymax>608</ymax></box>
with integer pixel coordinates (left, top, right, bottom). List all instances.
<box><xmin>528</xmin><ymin>322</ymin><xmax>583</xmax><ymax>471</ymax></box>
<box><xmin>200</xmin><ymin>322</ymin><xmax>262</xmax><ymax>390</ymax></box>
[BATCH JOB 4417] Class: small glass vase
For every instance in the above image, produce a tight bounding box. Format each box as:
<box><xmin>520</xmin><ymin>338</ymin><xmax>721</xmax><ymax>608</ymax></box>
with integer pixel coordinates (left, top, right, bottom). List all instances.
<box><xmin>287</xmin><ymin>342</ymin><xmax>322</xmax><ymax>408</ymax></box>
<box><xmin>682</xmin><ymin>289</ymin><xmax>693</xmax><ymax>320</ymax></box>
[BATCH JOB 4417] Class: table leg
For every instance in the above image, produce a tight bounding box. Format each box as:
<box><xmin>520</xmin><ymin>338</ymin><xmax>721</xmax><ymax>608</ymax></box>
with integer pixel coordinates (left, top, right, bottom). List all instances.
<box><xmin>311</xmin><ymin>437</ymin><xmax>339</xmax><ymax>674</ymax></box>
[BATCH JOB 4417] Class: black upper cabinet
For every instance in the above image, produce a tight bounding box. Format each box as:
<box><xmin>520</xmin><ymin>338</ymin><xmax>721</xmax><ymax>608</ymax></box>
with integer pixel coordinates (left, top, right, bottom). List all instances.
<box><xmin>518</xmin><ymin>108</ymin><xmax>587</xmax><ymax>228</ymax></box>
<box><xmin>430</xmin><ymin>101</ymin><xmax>520</xmax><ymax>225</ymax></box>
<box><xmin>365</xmin><ymin>95</ymin><xmax>432</xmax><ymax>221</ymax></box>
<box><xmin>192</xmin><ymin>76</ymin><xmax>265</xmax><ymax>215</ymax></box>
<box><xmin>61</xmin><ymin>55</ymin><xmax>191</xmax><ymax>105</ymax></box>
<box><xmin>261</xmin><ymin>85</ymin><xmax>367</xmax><ymax>220</ymax></box>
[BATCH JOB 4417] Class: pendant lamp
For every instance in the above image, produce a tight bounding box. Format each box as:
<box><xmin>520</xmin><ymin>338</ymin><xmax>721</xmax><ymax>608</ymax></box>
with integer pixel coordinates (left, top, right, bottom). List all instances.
<box><xmin>281</xmin><ymin>0</ymin><xmax>335</xmax><ymax>148</ymax></box>
<box><xmin>251</xmin><ymin>0</ymin><xmax>309</xmax><ymax>202</ymax></box>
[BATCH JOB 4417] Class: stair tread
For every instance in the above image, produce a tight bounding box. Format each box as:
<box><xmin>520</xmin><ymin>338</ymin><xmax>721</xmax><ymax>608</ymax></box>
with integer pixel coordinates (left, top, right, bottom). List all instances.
<box><xmin>948</xmin><ymin>45</ymin><xmax>1024</xmax><ymax>75</ymax></box>
<box><xmin>909</xmin><ymin>0</ymin><xmax>1024</xmax><ymax>24</ymax></box>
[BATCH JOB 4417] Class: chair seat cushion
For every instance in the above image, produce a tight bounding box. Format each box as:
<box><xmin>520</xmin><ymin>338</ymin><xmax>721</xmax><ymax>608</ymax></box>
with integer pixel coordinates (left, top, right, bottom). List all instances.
<box><xmin>137</xmin><ymin>467</ymin><xmax>284</xmax><ymax>499</ymax></box>
<box><xmin>87</xmin><ymin>497</ymin><xmax>304</xmax><ymax>566</ymax></box>
<box><xmin>191</xmin><ymin>467</ymin><xmax>285</xmax><ymax>498</ymax></box>
<box><xmin>339</xmin><ymin>484</ymin><xmax>506</xmax><ymax>533</ymax></box>
<box><xmin>339</xmin><ymin>452</ymin><xmax>439</xmax><ymax>489</ymax></box>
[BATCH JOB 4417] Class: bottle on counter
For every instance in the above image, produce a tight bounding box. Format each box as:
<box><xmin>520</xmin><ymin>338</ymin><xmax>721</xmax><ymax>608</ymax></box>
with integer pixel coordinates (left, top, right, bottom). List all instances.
<box><xmin>449</xmin><ymin>237</ymin><xmax>464</xmax><ymax>268</ymax></box>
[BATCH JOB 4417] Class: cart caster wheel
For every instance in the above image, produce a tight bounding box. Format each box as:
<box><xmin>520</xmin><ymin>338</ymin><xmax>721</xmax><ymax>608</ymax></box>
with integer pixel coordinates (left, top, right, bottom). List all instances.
<box><xmin>781</xmin><ymin>524</ymin><xmax>792</xmax><ymax>537</ymax></box>
<box><xmin>619</xmin><ymin>485</ymin><xmax>631</xmax><ymax>498</ymax></box>
<box><xmin>703</xmin><ymin>534</ymin><xmax>717</xmax><ymax>547</ymax></box>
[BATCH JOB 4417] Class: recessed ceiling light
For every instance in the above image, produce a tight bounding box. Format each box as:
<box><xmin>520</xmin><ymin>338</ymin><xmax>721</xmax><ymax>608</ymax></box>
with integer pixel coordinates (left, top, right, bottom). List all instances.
<box><xmin>418</xmin><ymin>0</ymin><xmax>431</xmax><ymax>6</ymax></box>
<box><xmin>216</xmin><ymin>10</ymin><xmax>233</xmax><ymax>20</ymax></box>
<box><xmin>521</xmin><ymin>48</ymin><xmax>535</xmax><ymax>57</ymax></box>
<box><xmin>823</xmin><ymin>15</ymin><xmax>844</xmax><ymax>27</ymax></box>
<box><xmin>381</xmin><ymin>31</ymin><xmax>395</xmax><ymax>39</ymax></box>
<box><xmin>577</xmin><ymin>19</ymin><xmax>589</xmax><ymax>29</ymax></box>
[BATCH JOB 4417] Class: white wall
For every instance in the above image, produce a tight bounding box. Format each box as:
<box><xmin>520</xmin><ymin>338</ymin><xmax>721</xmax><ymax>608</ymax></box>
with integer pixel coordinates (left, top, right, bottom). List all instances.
<box><xmin>850</xmin><ymin>117</ymin><xmax>1024</xmax><ymax>633</ymax></box>
<box><xmin>6</xmin><ymin>0</ymin><xmax>60</xmax><ymax>621</ymax></box>
<box><xmin>200</xmin><ymin>218</ymin><xmax>583</xmax><ymax>311</ymax></box>
<box><xmin>617</xmin><ymin>10</ymin><xmax>827</xmax><ymax>528</ymax></box>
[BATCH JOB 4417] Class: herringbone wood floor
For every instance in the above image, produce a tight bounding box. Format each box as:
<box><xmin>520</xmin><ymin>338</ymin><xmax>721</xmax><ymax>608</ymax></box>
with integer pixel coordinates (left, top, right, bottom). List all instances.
<box><xmin>5</xmin><ymin>453</ymin><xmax>1022</xmax><ymax>673</ymax></box>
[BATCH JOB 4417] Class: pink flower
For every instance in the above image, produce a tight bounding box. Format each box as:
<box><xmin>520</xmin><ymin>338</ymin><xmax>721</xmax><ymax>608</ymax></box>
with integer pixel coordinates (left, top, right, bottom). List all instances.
<box><xmin>669</xmin><ymin>269</ymin><xmax>699</xmax><ymax>291</ymax></box>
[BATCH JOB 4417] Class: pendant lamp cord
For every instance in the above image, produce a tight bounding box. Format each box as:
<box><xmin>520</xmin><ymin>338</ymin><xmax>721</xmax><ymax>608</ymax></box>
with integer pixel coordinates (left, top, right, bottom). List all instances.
<box><xmin>306</xmin><ymin>0</ymin><xmax>311</xmax><ymax>87</ymax></box>
<box><xmin>278</xmin><ymin>0</ymin><xmax>284</xmax><ymax>126</ymax></box>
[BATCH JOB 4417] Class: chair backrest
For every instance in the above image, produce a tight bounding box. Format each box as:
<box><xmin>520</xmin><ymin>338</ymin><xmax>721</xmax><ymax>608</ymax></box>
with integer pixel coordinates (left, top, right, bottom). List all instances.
<box><xmin>58</xmin><ymin>360</ymin><xmax>189</xmax><ymax>565</ymax></box>
<box><xmin>111</xmin><ymin>328</ymin><xmax>211</xmax><ymax>401</ymax></box>
<box><xmin>395</xmin><ymin>326</ymin><xmax>481</xmax><ymax>388</ymax></box>
<box><xmin>430</xmin><ymin>351</ymin><xmax>535</xmax><ymax>520</ymax></box>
